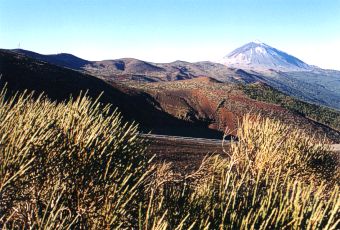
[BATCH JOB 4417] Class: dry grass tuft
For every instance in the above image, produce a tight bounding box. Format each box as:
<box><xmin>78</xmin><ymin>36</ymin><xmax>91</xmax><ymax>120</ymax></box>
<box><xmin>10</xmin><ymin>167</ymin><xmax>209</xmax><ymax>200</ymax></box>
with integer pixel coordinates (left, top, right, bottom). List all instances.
<box><xmin>230</xmin><ymin>114</ymin><xmax>339</xmax><ymax>183</ymax></box>
<box><xmin>0</xmin><ymin>86</ymin><xmax>338</xmax><ymax>229</ymax></box>
<box><xmin>144</xmin><ymin>115</ymin><xmax>339</xmax><ymax>229</ymax></box>
<box><xmin>0</xmin><ymin>87</ymin><xmax>150</xmax><ymax>229</ymax></box>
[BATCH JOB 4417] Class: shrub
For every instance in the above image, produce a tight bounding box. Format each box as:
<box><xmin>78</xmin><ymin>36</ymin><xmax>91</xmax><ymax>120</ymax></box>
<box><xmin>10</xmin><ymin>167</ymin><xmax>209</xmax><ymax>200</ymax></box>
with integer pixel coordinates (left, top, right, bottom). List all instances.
<box><xmin>143</xmin><ymin>115</ymin><xmax>339</xmax><ymax>229</ymax></box>
<box><xmin>0</xmin><ymin>86</ymin><xmax>338</xmax><ymax>229</ymax></box>
<box><xmin>0</xmin><ymin>88</ymin><xmax>151</xmax><ymax>229</ymax></box>
<box><xmin>230</xmin><ymin>114</ymin><xmax>339</xmax><ymax>182</ymax></box>
<box><xmin>241</xmin><ymin>83</ymin><xmax>340</xmax><ymax>131</ymax></box>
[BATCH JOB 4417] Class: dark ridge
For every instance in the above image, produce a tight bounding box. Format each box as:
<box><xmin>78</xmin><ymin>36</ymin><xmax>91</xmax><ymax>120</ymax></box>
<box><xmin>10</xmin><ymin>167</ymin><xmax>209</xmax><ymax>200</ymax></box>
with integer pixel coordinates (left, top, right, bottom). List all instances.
<box><xmin>0</xmin><ymin>49</ymin><xmax>223</xmax><ymax>139</ymax></box>
<box><xmin>11</xmin><ymin>49</ymin><xmax>91</xmax><ymax>70</ymax></box>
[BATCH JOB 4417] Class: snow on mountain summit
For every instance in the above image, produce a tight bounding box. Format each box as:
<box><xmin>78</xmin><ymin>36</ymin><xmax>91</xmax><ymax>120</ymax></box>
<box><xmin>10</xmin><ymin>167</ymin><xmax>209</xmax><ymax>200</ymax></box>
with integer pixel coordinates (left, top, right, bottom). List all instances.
<box><xmin>221</xmin><ymin>42</ymin><xmax>311</xmax><ymax>71</ymax></box>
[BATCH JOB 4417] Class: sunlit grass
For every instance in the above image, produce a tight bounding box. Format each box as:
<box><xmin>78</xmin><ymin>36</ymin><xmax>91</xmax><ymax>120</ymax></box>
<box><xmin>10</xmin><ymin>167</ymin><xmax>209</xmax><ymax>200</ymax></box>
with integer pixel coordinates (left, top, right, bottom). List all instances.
<box><xmin>0</xmin><ymin>87</ymin><xmax>338</xmax><ymax>229</ymax></box>
<box><xmin>0</xmin><ymin>87</ymin><xmax>151</xmax><ymax>228</ymax></box>
<box><xmin>143</xmin><ymin>115</ymin><xmax>339</xmax><ymax>229</ymax></box>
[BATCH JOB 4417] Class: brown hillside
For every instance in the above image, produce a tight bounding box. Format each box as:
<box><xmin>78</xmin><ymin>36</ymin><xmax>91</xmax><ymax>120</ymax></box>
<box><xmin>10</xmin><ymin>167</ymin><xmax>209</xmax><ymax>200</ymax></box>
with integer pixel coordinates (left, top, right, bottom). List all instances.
<box><xmin>2</xmin><ymin>50</ymin><xmax>339</xmax><ymax>142</ymax></box>
<box><xmin>0</xmin><ymin>50</ymin><xmax>222</xmax><ymax>138</ymax></box>
<box><xmin>130</xmin><ymin>77</ymin><xmax>340</xmax><ymax>141</ymax></box>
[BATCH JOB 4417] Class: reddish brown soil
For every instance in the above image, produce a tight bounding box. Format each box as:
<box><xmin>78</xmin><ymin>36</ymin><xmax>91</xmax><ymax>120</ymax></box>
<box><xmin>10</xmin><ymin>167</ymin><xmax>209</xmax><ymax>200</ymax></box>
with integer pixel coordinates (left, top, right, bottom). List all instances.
<box><xmin>130</xmin><ymin>78</ymin><xmax>340</xmax><ymax>142</ymax></box>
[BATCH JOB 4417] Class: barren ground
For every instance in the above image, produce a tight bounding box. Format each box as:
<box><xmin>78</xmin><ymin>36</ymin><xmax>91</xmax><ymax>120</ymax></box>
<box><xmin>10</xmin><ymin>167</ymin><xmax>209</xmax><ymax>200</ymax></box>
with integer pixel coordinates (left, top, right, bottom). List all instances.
<box><xmin>144</xmin><ymin>135</ymin><xmax>340</xmax><ymax>173</ymax></box>
<box><xmin>144</xmin><ymin>135</ymin><xmax>229</xmax><ymax>173</ymax></box>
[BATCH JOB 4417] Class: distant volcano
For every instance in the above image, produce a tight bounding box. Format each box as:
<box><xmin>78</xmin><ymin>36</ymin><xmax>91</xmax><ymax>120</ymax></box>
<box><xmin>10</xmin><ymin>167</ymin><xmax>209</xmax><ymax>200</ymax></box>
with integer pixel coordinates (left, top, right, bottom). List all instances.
<box><xmin>221</xmin><ymin>41</ymin><xmax>311</xmax><ymax>71</ymax></box>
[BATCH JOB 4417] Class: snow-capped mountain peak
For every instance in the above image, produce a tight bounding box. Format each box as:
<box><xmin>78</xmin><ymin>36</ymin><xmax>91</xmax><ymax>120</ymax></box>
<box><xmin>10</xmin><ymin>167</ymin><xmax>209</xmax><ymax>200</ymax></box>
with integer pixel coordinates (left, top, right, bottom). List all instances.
<box><xmin>252</xmin><ymin>39</ymin><xmax>266</xmax><ymax>45</ymax></box>
<box><xmin>221</xmin><ymin>42</ymin><xmax>311</xmax><ymax>71</ymax></box>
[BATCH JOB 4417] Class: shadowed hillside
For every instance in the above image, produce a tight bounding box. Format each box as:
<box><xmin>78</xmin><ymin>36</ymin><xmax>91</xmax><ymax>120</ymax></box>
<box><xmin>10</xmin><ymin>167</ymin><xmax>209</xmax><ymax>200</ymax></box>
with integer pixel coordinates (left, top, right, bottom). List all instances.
<box><xmin>241</xmin><ymin>82</ymin><xmax>340</xmax><ymax>131</ymax></box>
<box><xmin>12</xmin><ymin>49</ymin><xmax>91</xmax><ymax>69</ymax></box>
<box><xmin>131</xmin><ymin>77</ymin><xmax>340</xmax><ymax>142</ymax></box>
<box><xmin>0</xmin><ymin>49</ymin><xmax>222</xmax><ymax>138</ymax></box>
<box><xmin>2</xmin><ymin>49</ymin><xmax>340</xmax><ymax>142</ymax></box>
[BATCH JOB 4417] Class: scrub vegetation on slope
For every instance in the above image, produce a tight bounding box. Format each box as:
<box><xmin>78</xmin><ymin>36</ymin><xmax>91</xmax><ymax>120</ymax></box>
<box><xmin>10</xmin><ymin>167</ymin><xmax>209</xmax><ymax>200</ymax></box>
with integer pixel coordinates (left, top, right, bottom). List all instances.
<box><xmin>242</xmin><ymin>83</ymin><xmax>340</xmax><ymax>131</ymax></box>
<box><xmin>0</xmin><ymin>87</ymin><xmax>339</xmax><ymax>229</ymax></box>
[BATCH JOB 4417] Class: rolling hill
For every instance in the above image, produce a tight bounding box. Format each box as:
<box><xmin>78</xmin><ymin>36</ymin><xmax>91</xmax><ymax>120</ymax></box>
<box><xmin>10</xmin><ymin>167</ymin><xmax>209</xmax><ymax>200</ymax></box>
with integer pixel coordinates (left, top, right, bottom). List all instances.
<box><xmin>130</xmin><ymin>77</ymin><xmax>340</xmax><ymax>142</ymax></box>
<box><xmin>3</xmin><ymin>48</ymin><xmax>340</xmax><ymax>142</ymax></box>
<box><xmin>11</xmin><ymin>45</ymin><xmax>340</xmax><ymax>110</ymax></box>
<box><xmin>0</xmin><ymin>49</ymin><xmax>222</xmax><ymax>138</ymax></box>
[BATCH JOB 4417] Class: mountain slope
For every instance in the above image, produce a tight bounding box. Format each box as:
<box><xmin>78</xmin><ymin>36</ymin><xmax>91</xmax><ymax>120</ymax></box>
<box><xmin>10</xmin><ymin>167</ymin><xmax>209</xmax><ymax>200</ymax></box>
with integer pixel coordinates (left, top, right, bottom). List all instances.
<box><xmin>249</xmin><ymin>70</ymin><xmax>340</xmax><ymax>110</ymax></box>
<box><xmin>219</xmin><ymin>42</ymin><xmax>340</xmax><ymax>109</ymax></box>
<box><xmin>131</xmin><ymin>78</ymin><xmax>340</xmax><ymax>142</ymax></box>
<box><xmin>12</xmin><ymin>49</ymin><xmax>91</xmax><ymax>70</ymax></box>
<box><xmin>1</xmin><ymin>49</ymin><xmax>340</xmax><ymax>142</ymax></box>
<box><xmin>241</xmin><ymin>82</ymin><xmax>340</xmax><ymax>131</ymax></box>
<box><xmin>10</xmin><ymin>49</ymin><xmax>260</xmax><ymax>83</ymax></box>
<box><xmin>9</xmin><ymin>47</ymin><xmax>340</xmax><ymax>110</ymax></box>
<box><xmin>0</xmin><ymin>49</ymin><xmax>222</xmax><ymax>138</ymax></box>
<box><xmin>221</xmin><ymin>41</ymin><xmax>311</xmax><ymax>71</ymax></box>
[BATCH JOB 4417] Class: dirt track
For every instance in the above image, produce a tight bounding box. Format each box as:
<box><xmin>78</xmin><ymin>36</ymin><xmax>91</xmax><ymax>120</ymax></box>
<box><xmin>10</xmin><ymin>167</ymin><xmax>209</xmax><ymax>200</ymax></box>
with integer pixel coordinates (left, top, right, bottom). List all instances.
<box><xmin>142</xmin><ymin>134</ymin><xmax>340</xmax><ymax>172</ymax></box>
<box><xmin>142</xmin><ymin>134</ymin><xmax>227</xmax><ymax>172</ymax></box>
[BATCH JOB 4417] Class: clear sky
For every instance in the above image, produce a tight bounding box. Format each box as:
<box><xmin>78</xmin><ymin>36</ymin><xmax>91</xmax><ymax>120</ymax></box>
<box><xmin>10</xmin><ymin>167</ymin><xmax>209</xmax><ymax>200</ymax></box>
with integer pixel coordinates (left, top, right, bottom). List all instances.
<box><xmin>1</xmin><ymin>0</ymin><xmax>340</xmax><ymax>69</ymax></box>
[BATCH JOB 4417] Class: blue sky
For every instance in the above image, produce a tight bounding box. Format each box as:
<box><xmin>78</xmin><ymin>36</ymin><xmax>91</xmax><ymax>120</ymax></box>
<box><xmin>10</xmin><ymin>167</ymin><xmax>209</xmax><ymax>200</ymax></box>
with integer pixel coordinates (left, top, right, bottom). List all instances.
<box><xmin>1</xmin><ymin>0</ymin><xmax>340</xmax><ymax>69</ymax></box>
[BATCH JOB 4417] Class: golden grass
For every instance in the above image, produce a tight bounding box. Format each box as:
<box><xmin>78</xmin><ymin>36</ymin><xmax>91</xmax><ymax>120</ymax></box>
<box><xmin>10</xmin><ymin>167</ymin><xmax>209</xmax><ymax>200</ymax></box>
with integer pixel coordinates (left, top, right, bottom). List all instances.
<box><xmin>140</xmin><ymin>116</ymin><xmax>339</xmax><ymax>229</ymax></box>
<box><xmin>0</xmin><ymin>87</ymin><xmax>338</xmax><ymax>229</ymax></box>
<box><xmin>0</xmin><ymin>87</ymin><xmax>151</xmax><ymax>228</ymax></box>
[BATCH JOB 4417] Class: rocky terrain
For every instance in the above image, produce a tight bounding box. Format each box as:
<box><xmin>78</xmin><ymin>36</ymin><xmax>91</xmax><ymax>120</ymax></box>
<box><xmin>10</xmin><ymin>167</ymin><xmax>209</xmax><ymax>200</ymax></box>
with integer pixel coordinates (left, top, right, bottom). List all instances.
<box><xmin>130</xmin><ymin>77</ymin><xmax>340</xmax><ymax>141</ymax></box>
<box><xmin>2</xmin><ymin>47</ymin><xmax>340</xmax><ymax>142</ymax></box>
